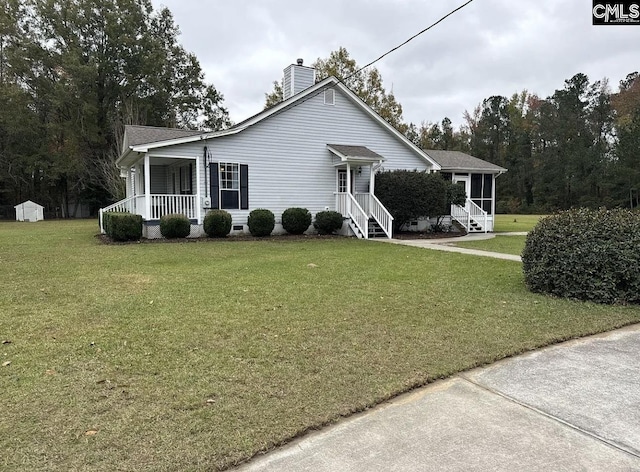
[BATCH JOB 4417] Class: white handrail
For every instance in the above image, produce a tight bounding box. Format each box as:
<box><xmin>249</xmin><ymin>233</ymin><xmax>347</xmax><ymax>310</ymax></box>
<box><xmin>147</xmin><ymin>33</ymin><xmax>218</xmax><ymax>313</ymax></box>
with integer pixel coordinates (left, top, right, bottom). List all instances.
<box><xmin>350</xmin><ymin>193</ymin><xmax>394</xmax><ymax>238</ymax></box>
<box><xmin>467</xmin><ymin>198</ymin><xmax>488</xmax><ymax>233</ymax></box>
<box><xmin>347</xmin><ymin>193</ymin><xmax>368</xmax><ymax>239</ymax></box>
<box><xmin>451</xmin><ymin>199</ymin><xmax>488</xmax><ymax>233</ymax></box>
<box><xmin>369</xmin><ymin>193</ymin><xmax>393</xmax><ymax>238</ymax></box>
<box><xmin>451</xmin><ymin>203</ymin><xmax>470</xmax><ymax>232</ymax></box>
<box><xmin>99</xmin><ymin>196</ymin><xmax>137</xmax><ymax>233</ymax></box>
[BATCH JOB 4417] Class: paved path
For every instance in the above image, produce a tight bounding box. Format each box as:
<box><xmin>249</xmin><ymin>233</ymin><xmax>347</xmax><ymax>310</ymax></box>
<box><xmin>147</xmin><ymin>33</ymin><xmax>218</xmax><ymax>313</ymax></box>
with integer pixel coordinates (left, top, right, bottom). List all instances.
<box><xmin>378</xmin><ymin>232</ymin><xmax>524</xmax><ymax>262</ymax></box>
<box><xmin>234</xmin><ymin>324</ymin><xmax>640</xmax><ymax>471</ymax></box>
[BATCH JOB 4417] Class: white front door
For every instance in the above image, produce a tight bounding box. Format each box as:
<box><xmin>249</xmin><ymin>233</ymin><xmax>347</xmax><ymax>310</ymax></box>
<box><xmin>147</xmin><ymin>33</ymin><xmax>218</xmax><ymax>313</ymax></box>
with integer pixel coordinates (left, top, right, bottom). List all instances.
<box><xmin>337</xmin><ymin>169</ymin><xmax>356</xmax><ymax>195</ymax></box>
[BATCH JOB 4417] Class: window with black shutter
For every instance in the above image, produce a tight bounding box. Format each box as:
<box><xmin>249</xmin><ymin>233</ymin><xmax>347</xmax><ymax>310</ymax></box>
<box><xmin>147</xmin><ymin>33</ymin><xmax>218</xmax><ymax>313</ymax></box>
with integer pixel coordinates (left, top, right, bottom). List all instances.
<box><xmin>210</xmin><ymin>162</ymin><xmax>248</xmax><ymax>210</ymax></box>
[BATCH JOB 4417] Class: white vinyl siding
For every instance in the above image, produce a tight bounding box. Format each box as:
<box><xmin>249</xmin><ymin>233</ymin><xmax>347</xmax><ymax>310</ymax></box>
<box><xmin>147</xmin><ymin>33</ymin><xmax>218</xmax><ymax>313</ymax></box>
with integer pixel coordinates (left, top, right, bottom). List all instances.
<box><xmin>147</xmin><ymin>86</ymin><xmax>433</xmax><ymax>224</ymax></box>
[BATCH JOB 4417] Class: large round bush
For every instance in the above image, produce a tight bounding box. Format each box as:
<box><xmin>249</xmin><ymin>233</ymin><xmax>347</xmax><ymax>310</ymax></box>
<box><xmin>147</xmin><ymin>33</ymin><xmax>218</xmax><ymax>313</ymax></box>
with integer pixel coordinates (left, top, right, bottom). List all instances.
<box><xmin>248</xmin><ymin>209</ymin><xmax>275</xmax><ymax>237</ymax></box>
<box><xmin>314</xmin><ymin>211</ymin><xmax>343</xmax><ymax>235</ymax></box>
<box><xmin>204</xmin><ymin>210</ymin><xmax>232</xmax><ymax>237</ymax></box>
<box><xmin>160</xmin><ymin>213</ymin><xmax>191</xmax><ymax>239</ymax></box>
<box><xmin>282</xmin><ymin>207</ymin><xmax>312</xmax><ymax>235</ymax></box>
<box><xmin>522</xmin><ymin>208</ymin><xmax>640</xmax><ymax>304</ymax></box>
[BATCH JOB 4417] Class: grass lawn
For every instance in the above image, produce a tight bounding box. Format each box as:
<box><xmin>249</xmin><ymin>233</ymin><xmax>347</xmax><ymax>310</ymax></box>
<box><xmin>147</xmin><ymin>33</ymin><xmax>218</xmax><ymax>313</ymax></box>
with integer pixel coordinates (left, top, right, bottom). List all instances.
<box><xmin>454</xmin><ymin>235</ymin><xmax>527</xmax><ymax>256</ymax></box>
<box><xmin>2</xmin><ymin>220</ymin><xmax>640</xmax><ymax>471</ymax></box>
<box><xmin>494</xmin><ymin>214</ymin><xmax>545</xmax><ymax>232</ymax></box>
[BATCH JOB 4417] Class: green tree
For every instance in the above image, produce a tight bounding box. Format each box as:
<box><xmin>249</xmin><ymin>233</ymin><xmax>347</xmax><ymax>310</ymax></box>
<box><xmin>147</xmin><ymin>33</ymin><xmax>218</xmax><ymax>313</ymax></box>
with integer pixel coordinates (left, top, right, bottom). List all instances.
<box><xmin>0</xmin><ymin>0</ymin><xmax>231</xmax><ymax>212</ymax></box>
<box><xmin>611</xmin><ymin>73</ymin><xmax>640</xmax><ymax>207</ymax></box>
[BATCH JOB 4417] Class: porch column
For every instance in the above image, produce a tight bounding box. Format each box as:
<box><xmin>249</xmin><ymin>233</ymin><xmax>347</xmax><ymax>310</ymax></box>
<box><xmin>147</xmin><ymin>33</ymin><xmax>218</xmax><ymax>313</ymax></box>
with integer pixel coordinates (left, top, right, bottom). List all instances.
<box><xmin>195</xmin><ymin>155</ymin><xmax>202</xmax><ymax>224</ymax></box>
<box><xmin>144</xmin><ymin>153</ymin><xmax>151</xmax><ymax>220</ymax></box>
<box><xmin>346</xmin><ymin>162</ymin><xmax>351</xmax><ymax>215</ymax></box>
<box><xmin>126</xmin><ymin>168</ymin><xmax>132</xmax><ymax>198</ymax></box>
<box><xmin>491</xmin><ymin>173</ymin><xmax>497</xmax><ymax>232</ymax></box>
<box><xmin>369</xmin><ymin>163</ymin><xmax>377</xmax><ymax>212</ymax></box>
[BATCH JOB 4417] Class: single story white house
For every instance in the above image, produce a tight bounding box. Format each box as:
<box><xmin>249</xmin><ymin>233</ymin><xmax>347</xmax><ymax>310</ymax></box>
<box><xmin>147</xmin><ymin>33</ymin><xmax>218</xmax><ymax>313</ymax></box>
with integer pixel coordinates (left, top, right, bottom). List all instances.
<box><xmin>100</xmin><ymin>59</ymin><xmax>506</xmax><ymax>238</ymax></box>
<box><xmin>15</xmin><ymin>200</ymin><xmax>44</xmax><ymax>222</ymax></box>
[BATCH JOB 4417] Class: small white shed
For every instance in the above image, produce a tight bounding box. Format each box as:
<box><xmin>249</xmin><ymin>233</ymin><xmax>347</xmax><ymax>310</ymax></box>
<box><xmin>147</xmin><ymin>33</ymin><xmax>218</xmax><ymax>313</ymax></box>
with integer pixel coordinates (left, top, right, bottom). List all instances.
<box><xmin>14</xmin><ymin>200</ymin><xmax>44</xmax><ymax>222</ymax></box>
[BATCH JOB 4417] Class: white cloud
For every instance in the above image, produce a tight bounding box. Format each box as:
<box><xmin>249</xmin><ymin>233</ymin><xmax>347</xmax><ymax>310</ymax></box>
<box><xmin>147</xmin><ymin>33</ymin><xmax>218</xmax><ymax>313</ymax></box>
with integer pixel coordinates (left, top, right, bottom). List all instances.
<box><xmin>152</xmin><ymin>0</ymin><xmax>640</xmax><ymax>127</ymax></box>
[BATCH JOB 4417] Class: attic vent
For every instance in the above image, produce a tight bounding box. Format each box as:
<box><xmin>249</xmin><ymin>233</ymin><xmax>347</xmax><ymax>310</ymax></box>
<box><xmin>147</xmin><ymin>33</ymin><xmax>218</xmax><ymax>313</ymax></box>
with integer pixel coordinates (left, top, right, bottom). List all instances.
<box><xmin>324</xmin><ymin>88</ymin><xmax>335</xmax><ymax>105</ymax></box>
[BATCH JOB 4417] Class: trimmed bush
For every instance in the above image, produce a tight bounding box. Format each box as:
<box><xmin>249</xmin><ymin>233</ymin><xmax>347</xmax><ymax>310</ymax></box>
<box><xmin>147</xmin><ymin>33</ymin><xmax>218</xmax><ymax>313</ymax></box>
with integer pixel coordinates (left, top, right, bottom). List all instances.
<box><xmin>522</xmin><ymin>208</ymin><xmax>640</xmax><ymax>304</ymax></box>
<box><xmin>204</xmin><ymin>210</ymin><xmax>232</xmax><ymax>237</ymax></box>
<box><xmin>105</xmin><ymin>212</ymin><xmax>142</xmax><ymax>242</ymax></box>
<box><xmin>248</xmin><ymin>209</ymin><xmax>275</xmax><ymax>237</ymax></box>
<box><xmin>375</xmin><ymin>170</ymin><xmax>465</xmax><ymax>232</ymax></box>
<box><xmin>282</xmin><ymin>207</ymin><xmax>312</xmax><ymax>235</ymax></box>
<box><xmin>160</xmin><ymin>213</ymin><xmax>191</xmax><ymax>239</ymax></box>
<box><xmin>314</xmin><ymin>211</ymin><xmax>343</xmax><ymax>235</ymax></box>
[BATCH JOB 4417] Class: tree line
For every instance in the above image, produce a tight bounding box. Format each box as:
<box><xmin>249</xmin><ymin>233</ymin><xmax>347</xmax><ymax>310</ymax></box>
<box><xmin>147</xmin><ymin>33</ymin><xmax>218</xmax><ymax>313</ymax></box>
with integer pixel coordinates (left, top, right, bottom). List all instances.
<box><xmin>407</xmin><ymin>73</ymin><xmax>640</xmax><ymax>213</ymax></box>
<box><xmin>0</xmin><ymin>0</ymin><xmax>230</xmax><ymax>217</ymax></box>
<box><xmin>1</xmin><ymin>1</ymin><xmax>638</xmax><ymax>217</ymax></box>
<box><xmin>266</xmin><ymin>47</ymin><xmax>640</xmax><ymax>213</ymax></box>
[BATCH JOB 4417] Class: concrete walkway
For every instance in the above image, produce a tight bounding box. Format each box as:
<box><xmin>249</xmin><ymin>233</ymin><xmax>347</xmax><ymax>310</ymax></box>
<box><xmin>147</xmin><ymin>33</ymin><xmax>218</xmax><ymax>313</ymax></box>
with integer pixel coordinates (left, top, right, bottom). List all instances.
<box><xmin>235</xmin><ymin>324</ymin><xmax>640</xmax><ymax>471</ymax></box>
<box><xmin>378</xmin><ymin>232</ymin><xmax>524</xmax><ymax>262</ymax></box>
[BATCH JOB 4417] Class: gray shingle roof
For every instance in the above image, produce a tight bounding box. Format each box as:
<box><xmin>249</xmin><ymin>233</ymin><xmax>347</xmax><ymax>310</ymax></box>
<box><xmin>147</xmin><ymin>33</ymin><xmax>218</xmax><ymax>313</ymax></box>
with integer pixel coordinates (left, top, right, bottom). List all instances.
<box><xmin>424</xmin><ymin>150</ymin><xmax>507</xmax><ymax>173</ymax></box>
<box><xmin>124</xmin><ymin>125</ymin><xmax>203</xmax><ymax>147</ymax></box>
<box><xmin>327</xmin><ymin>144</ymin><xmax>384</xmax><ymax>160</ymax></box>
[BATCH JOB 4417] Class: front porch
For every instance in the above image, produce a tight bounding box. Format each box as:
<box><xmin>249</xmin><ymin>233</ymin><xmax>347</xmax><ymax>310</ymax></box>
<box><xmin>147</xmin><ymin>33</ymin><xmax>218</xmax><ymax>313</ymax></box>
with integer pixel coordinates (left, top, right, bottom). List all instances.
<box><xmin>99</xmin><ymin>152</ymin><xmax>202</xmax><ymax>234</ymax></box>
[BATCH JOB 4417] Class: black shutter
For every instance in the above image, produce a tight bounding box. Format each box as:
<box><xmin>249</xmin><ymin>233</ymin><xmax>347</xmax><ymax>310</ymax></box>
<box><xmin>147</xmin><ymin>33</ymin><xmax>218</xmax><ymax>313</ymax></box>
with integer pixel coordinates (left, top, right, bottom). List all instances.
<box><xmin>210</xmin><ymin>163</ymin><xmax>219</xmax><ymax>209</ymax></box>
<box><xmin>240</xmin><ymin>164</ymin><xmax>249</xmax><ymax>210</ymax></box>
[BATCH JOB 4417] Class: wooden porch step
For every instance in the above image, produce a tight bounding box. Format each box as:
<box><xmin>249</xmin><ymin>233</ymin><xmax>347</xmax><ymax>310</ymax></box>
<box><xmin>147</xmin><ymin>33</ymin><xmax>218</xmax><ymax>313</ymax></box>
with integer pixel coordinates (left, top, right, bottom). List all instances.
<box><xmin>368</xmin><ymin>219</ymin><xmax>388</xmax><ymax>238</ymax></box>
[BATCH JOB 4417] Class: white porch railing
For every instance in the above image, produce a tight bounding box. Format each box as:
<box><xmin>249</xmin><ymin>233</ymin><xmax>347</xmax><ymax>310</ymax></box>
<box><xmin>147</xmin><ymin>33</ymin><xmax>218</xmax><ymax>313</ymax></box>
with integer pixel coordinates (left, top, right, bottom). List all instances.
<box><xmin>451</xmin><ymin>198</ymin><xmax>488</xmax><ymax>233</ymax></box>
<box><xmin>99</xmin><ymin>196</ymin><xmax>138</xmax><ymax>233</ymax></box>
<box><xmin>99</xmin><ymin>194</ymin><xmax>198</xmax><ymax>234</ymax></box>
<box><xmin>336</xmin><ymin>192</ymin><xmax>369</xmax><ymax>239</ymax></box>
<box><xmin>149</xmin><ymin>194</ymin><xmax>197</xmax><ymax>220</ymax></box>
<box><xmin>355</xmin><ymin>193</ymin><xmax>393</xmax><ymax>238</ymax></box>
<box><xmin>451</xmin><ymin>203</ymin><xmax>470</xmax><ymax>231</ymax></box>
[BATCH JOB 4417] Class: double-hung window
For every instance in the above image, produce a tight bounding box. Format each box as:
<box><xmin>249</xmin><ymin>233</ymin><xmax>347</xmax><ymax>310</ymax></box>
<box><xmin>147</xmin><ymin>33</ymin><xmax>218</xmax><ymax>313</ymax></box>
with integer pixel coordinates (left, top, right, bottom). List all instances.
<box><xmin>220</xmin><ymin>163</ymin><xmax>239</xmax><ymax>209</ymax></box>
<box><xmin>210</xmin><ymin>161</ymin><xmax>248</xmax><ymax>210</ymax></box>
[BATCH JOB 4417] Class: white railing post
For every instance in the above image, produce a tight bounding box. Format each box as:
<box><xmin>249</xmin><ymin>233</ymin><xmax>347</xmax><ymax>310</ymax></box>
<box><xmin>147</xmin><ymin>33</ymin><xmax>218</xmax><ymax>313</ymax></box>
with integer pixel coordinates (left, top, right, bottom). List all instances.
<box><xmin>144</xmin><ymin>153</ymin><xmax>151</xmax><ymax>220</ymax></box>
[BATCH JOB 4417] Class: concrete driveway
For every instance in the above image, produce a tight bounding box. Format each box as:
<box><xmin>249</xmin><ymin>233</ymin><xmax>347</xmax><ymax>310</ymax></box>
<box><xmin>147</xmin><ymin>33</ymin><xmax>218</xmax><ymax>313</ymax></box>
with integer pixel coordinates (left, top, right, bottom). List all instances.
<box><xmin>235</xmin><ymin>325</ymin><xmax>640</xmax><ymax>471</ymax></box>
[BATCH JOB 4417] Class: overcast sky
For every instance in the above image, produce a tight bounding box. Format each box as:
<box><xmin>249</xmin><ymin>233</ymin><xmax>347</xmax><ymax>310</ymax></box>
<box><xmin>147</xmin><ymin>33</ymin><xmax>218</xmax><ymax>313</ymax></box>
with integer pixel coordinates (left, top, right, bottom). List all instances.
<box><xmin>151</xmin><ymin>0</ymin><xmax>640</xmax><ymax>128</ymax></box>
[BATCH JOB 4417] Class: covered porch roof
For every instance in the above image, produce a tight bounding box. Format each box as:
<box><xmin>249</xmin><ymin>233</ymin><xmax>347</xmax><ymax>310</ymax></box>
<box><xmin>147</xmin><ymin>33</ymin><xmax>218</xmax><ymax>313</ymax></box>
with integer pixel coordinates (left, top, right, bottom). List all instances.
<box><xmin>424</xmin><ymin>150</ymin><xmax>507</xmax><ymax>174</ymax></box>
<box><xmin>327</xmin><ymin>144</ymin><xmax>385</xmax><ymax>165</ymax></box>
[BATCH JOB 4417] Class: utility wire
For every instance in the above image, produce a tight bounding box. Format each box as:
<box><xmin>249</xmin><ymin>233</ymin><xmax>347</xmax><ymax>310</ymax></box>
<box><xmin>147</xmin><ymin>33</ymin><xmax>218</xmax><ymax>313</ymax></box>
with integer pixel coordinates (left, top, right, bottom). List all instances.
<box><xmin>254</xmin><ymin>0</ymin><xmax>476</xmax><ymax>123</ymax></box>
<box><xmin>345</xmin><ymin>0</ymin><xmax>476</xmax><ymax>81</ymax></box>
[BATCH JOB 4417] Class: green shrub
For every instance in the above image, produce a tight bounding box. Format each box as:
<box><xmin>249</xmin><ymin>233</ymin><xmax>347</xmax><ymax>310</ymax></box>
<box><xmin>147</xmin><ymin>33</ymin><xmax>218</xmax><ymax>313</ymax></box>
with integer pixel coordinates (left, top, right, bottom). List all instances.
<box><xmin>248</xmin><ymin>209</ymin><xmax>275</xmax><ymax>237</ymax></box>
<box><xmin>282</xmin><ymin>207</ymin><xmax>312</xmax><ymax>235</ymax></box>
<box><xmin>203</xmin><ymin>210</ymin><xmax>232</xmax><ymax>237</ymax></box>
<box><xmin>102</xmin><ymin>211</ymin><xmax>114</xmax><ymax>235</ymax></box>
<box><xmin>105</xmin><ymin>212</ymin><xmax>143</xmax><ymax>242</ymax></box>
<box><xmin>314</xmin><ymin>211</ymin><xmax>343</xmax><ymax>235</ymax></box>
<box><xmin>160</xmin><ymin>213</ymin><xmax>191</xmax><ymax>239</ymax></box>
<box><xmin>375</xmin><ymin>170</ymin><xmax>464</xmax><ymax>232</ymax></box>
<box><xmin>522</xmin><ymin>208</ymin><xmax>640</xmax><ymax>304</ymax></box>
